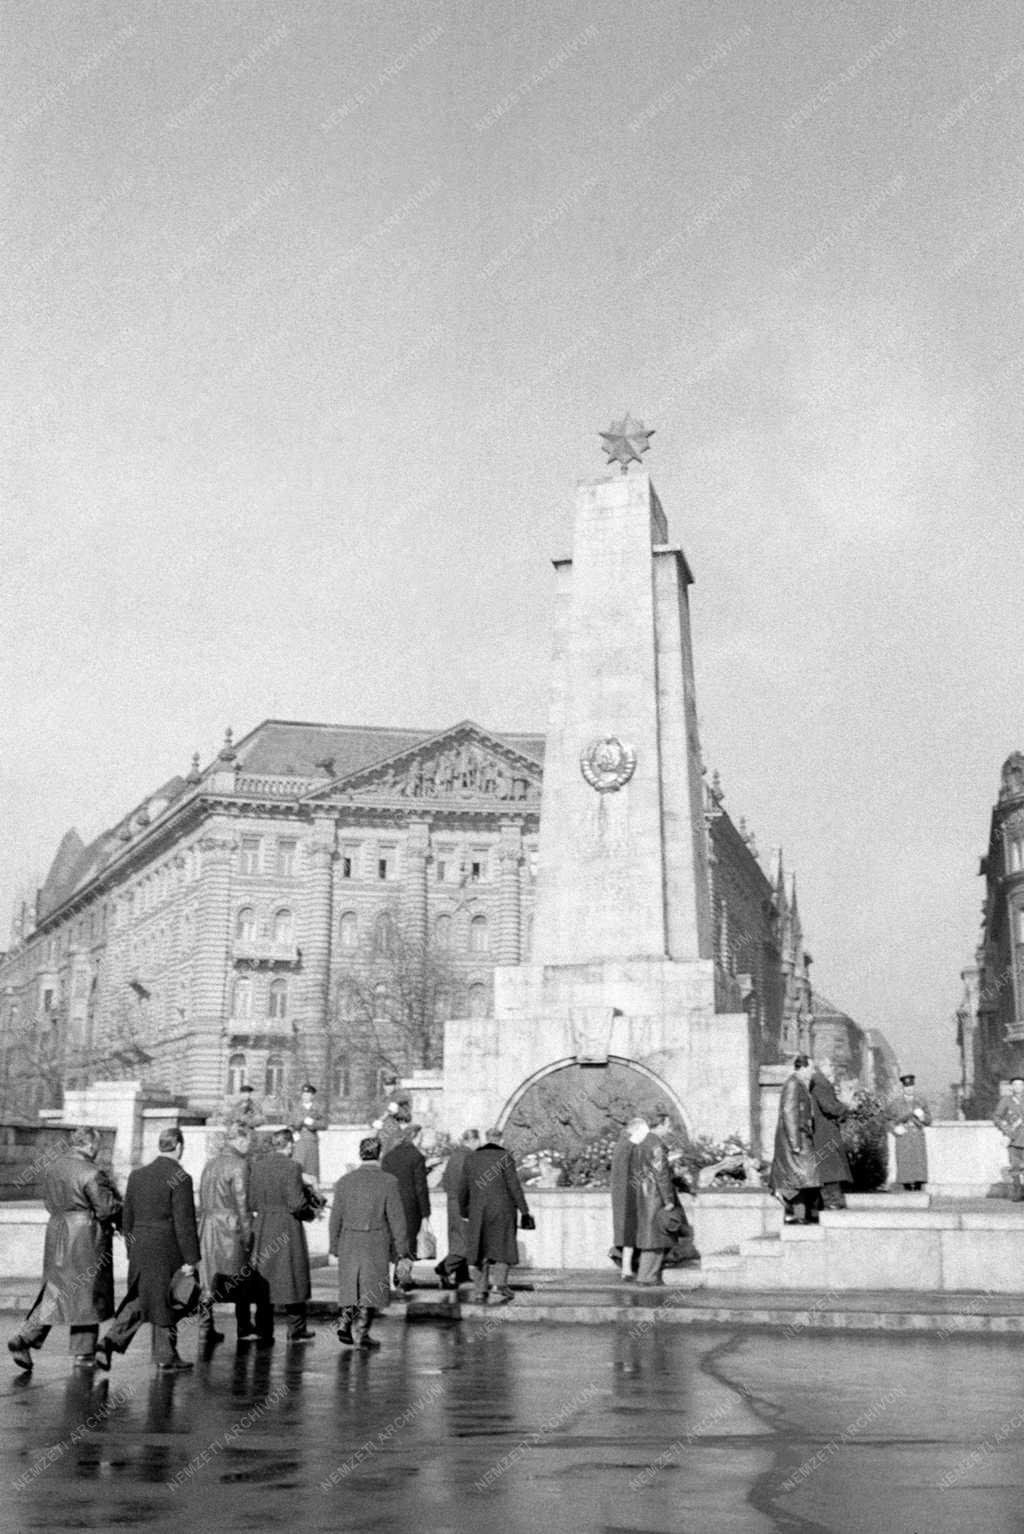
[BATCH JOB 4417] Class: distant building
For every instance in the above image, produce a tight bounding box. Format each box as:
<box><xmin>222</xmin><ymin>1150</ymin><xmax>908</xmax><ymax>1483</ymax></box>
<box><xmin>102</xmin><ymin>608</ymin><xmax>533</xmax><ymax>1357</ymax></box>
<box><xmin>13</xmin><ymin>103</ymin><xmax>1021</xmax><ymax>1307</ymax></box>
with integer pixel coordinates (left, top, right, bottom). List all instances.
<box><xmin>0</xmin><ymin>716</ymin><xmax>867</xmax><ymax>1122</ymax></box>
<box><xmin>956</xmin><ymin>751</ymin><xmax>1024</xmax><ymax>1115</ymax></box>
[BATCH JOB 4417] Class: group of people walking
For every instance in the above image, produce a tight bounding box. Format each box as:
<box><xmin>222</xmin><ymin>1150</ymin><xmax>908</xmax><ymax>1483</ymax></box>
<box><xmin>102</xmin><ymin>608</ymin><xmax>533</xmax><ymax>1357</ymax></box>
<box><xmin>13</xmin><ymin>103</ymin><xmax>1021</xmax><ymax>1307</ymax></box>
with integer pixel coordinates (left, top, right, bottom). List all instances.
<box><xmin>8</xmin><ymin>1107</ymin><xmax>535</xmax><ymax>1374</ymax></box>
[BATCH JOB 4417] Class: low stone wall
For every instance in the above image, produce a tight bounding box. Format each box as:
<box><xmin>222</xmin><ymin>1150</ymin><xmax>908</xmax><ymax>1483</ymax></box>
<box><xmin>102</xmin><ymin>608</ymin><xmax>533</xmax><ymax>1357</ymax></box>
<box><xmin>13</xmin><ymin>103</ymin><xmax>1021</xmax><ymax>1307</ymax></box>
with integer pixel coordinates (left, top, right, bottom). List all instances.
<box><xmin>921</xmin><ymin>1120</ymin><xmax>1009</xmax><ymax>1196</ymax></box>
<box><xmin>0</xmin><ymin>1123</ymin><xmax>116</xmax><ymax>1202</ymax></box>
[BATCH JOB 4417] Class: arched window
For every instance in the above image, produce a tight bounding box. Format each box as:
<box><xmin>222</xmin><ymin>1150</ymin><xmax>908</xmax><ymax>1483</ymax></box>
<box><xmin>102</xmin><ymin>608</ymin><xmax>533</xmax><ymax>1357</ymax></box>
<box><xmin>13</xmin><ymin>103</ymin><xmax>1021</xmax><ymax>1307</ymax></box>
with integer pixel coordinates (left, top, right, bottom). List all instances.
<box><xmin>233</xmin><ymin>976</ymin><xmax>253</xmax><ymax>1018</ymax></box>
<box><xmin>331</xmin><ymin>1055</ymin><xmax>350</xmax><ymax>1100</ymax></box>
<box><xmin>372</xmin><ymin>982</ymin><xmax>390</xmax><ymax>1022</ymax></box>
<box><xmin>264</xmin><ymin>1054</ymin><xmax>285</xmax><ymax>1096</ymax></box>
<box><xmin>469</xmin><ymin>915</ymin><xmax>489</xmax><ymax>953</ymax></box>
<box><xmin>434</xmin><ymin>914</ymin><xmax>452</xmax><ymax>948</ymax></box>
<box><xmin>339</xmin><ymin>912</ymin><xmax>358</xmax><ymax>949</ymax></box>
<box><xmin>1011</xmin><ymin>836</ymin><xmax>1024</xmax><ymax>874</ymax></box>
<box><xmin>227</xmin><ymin>1052</ymin><xmax>247</xmax><ymax>1094</ymax></box>
<box><xmin>273</xmin><ymin>908</ymin><xmax>294</xmax><ymax>945</ymax></box>
<box><xmin>1017</xmin><ymin>907</ymin><xmax>1024</xmax><ymax>945</ymax></box>
<box><xmin>468</xmin><ymin>982</ymin><xmax>489</xmax><ymax>1018</ymax></box>
<box><xmin>268</xmin><ymin>978</ymin><xmax>288</xmax><ymax>1020</ymax></box>
<box><xmin>236</xmin><ymin>907</ymin><xmax>257</xmax><ymax>943</ymax></box>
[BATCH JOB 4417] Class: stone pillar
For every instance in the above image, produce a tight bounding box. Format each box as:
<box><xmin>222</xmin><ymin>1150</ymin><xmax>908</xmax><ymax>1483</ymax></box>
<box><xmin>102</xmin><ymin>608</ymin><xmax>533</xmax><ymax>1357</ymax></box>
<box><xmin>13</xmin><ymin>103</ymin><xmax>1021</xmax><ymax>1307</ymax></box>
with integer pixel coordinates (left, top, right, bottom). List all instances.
<box><xmin>496</xmin><ymin>822</ymin><xmax>523</xmax><ymax>964</ymax></box>
<box><xmin>189</xmin><ymin>834</ymin><xmax>235</xmax><ymax>1110</ymax></box>
<box><xmin>301</xmin><ymin>816</ymin><xmax>336</xmax><ymax>1090</ymax></box>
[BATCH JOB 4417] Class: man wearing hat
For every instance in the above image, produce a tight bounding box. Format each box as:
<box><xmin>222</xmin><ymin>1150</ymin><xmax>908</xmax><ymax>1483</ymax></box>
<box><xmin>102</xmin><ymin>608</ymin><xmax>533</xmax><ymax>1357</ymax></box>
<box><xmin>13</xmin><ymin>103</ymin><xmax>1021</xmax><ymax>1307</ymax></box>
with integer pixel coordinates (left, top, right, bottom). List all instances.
<box><xmin>8</xmin><ymin>1126</ymin><xmax>122</xmax><ymax>1373</ymax></box>
<box><xmin>98</xmin><ymin>1126</ymin><xmax>200</xmax><ymax>1372</ymax></box>
<box><xmin>886</xmin><ymin>1074</ymin><xmax>932</xmax><ymax>1190</ymax></box>
<box><xmin>329</xmin><ymin>1135</ymin><xmax>410</xmax><ymax>1349</ymax></box>
<box><xmin>993</xmin><ymin>1075</ymin><xmax>1024</xmax><ymax>1202</ymax></box>
<box><xmin>458</xmin><ymin>1126</ymin><xmax>533</xmax><ymax>1304</ymax></box>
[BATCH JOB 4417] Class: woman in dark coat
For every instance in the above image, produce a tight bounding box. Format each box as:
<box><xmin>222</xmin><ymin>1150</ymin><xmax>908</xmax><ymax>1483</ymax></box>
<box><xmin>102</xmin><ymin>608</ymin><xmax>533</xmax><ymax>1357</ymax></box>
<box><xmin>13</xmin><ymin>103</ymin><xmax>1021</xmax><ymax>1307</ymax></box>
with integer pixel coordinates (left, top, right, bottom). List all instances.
<box><xmin>8</xmin><ymin>1126</ymin><xmax>121</xmax><ymax>1370</ymax></box>
<box><xmin>769</xmin><ymin>1056</ymin><xmax>821</xmax><ymax>1223</ymax></box>
<box><xmin>458</xmin><ymin>1127</ymin><xmax>531</xmax><ymax>1304</ymax></box>
<box><xmin>249</xmin><ymin>1129</ymin><xmax>314</xmax><ymax>1341</ymax></box>
<box><xmin>291</xmin><ymin>1084</ymin><xmax>327</xmax><ymax>1182</ymax></box>
<box><xmin>809</xmin><ymin>1059</ymin><xmax>853</xmax><ymax>1209</ymax></box>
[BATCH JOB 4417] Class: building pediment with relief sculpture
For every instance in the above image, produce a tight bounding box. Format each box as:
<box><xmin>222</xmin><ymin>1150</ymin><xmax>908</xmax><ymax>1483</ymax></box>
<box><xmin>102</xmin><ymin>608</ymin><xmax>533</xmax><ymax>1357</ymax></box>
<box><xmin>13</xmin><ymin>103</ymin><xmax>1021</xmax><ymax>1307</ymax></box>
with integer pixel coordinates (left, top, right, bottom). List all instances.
<box><xmin>306</xmin><ymin>722</ymin><xmax>543</xmax><ymax>808</ymax></box>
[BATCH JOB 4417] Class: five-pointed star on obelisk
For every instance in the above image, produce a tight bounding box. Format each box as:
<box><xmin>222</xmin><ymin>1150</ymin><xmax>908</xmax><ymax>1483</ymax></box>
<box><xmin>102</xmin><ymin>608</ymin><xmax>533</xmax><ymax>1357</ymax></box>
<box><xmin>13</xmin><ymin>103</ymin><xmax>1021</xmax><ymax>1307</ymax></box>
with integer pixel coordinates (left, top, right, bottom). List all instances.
<box><xmin>599</xmin><ymin>414</ymin><xmax>655</xmax><ymax>471</ymax></box>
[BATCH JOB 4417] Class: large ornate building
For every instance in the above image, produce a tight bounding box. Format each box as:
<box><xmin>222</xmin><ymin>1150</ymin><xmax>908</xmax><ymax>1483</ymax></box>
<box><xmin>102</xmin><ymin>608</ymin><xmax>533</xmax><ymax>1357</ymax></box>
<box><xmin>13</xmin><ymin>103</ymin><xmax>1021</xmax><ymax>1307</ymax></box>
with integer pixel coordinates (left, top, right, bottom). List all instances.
<box><xmin>957</xmin><ymin>751</ymin><xmax>1024</xmax><ymax>1114</ymax></box>
<box><xmin>0</xmin><ymin>715</ymin><xmax>822</xmax><ymax>1121</ymax></box>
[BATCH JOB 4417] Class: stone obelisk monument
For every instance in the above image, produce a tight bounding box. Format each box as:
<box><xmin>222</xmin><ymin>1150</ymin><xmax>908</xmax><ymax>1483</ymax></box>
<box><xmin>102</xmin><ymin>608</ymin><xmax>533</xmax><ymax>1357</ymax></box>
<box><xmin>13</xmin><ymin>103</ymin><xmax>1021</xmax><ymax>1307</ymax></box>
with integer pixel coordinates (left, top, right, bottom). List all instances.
<box><xmin>443</xmin><ymin>419</ymin><xmax>758</xmax><ymax>1146</ymax></box>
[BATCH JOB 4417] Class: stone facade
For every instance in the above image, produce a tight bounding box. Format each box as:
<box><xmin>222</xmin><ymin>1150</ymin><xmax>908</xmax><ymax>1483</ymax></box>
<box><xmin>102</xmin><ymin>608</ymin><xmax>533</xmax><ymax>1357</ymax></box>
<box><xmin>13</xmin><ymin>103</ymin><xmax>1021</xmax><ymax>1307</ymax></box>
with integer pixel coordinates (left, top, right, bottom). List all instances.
<box><xmin>957</xmin><ymin>752</ymin><xmax>1024</xmax><ymax>1114</ymax></box>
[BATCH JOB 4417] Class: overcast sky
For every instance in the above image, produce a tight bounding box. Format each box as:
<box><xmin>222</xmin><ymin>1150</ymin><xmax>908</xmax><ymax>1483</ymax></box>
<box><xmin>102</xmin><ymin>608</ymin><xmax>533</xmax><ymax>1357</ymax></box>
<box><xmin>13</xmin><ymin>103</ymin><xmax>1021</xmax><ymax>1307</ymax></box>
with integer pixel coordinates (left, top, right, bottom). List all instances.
<box><xmin>3</xmin><ymin>1</ymin><xmax>1023</xmax><ymax>1101</ymax></box>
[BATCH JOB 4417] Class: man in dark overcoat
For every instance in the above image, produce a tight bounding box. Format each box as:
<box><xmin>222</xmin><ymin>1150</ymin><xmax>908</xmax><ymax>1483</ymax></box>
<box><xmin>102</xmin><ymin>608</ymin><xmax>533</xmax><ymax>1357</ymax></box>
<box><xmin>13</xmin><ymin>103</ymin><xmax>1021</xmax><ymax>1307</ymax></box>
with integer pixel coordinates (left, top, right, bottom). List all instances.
<box><xmin>249</xmin><ymin>1128</ymin><xmax>314</xmax><ymax>1342</ymax></box>
<box><xmin>329</xmin><ymin>1135</ymin><xmax>410</xmax><ymax>1349</ymax></box>
<box><xmin>292</xmin><ymin>1083</ymin><xmax>327</xmax><ymax>1182</ymax></box>
<box><xmin>769</xmin><ymin>1055</ymin><xmax>820</xmax><ymax>1224</ymax></box>
<box><xmin>8</xmin><ymin>1126</ymin><xmax>122</xmax><ymax>1372</ymax></box>
<box><xmin>809</xmin><ymin>1057</ymin><xmax>853</xmax><ymax>1210</ymax></box>
<box><xmin>198</xmin><ymin>1124</ymin><xmax>268</xmax><ymax>1347</ymax></box>
<box><xmin>458</xmin><ymin>1126</ymin><xmax>531</xmax><ymax>1304</ymax></box>
<box><xmin>435</xmin><ymin>1127</ymin><xmax>480</xmax><ymax>1288</ymax></box>
<box><xmin>100</xmin><ymin>1125</ymin><xmax>199</xmax><ymax>1371</ymax></box>
<box><xmin>381</xmin><ymin>1123</ymin><xmax>431</xmax><ymax>1273</ymax></box>
<box><xmin>609</xmin><ymin>1116</ymin><xmax>650</xmax><ymax>1280</ymax></box>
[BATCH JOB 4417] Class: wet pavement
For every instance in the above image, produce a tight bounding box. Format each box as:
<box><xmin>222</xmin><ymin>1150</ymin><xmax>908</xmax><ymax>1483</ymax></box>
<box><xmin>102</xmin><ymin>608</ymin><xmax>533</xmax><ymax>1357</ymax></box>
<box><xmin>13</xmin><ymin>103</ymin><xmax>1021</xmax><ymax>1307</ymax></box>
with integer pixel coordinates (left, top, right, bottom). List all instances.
<box><xmin>4</xmin><ymin>1317</ymin><xmax>1024</xmax><ymax>1533</ymax></box>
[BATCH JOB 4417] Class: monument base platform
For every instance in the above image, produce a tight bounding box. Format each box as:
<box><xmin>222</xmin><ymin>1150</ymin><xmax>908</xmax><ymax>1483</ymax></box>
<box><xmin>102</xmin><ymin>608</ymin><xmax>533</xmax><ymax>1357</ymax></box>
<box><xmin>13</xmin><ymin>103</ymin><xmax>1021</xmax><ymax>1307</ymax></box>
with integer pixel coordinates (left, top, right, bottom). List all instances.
<box><xmin>702</xmin><ymin>1194</ymin><xmax>1024</xmax><ymax>1293</ymax></box>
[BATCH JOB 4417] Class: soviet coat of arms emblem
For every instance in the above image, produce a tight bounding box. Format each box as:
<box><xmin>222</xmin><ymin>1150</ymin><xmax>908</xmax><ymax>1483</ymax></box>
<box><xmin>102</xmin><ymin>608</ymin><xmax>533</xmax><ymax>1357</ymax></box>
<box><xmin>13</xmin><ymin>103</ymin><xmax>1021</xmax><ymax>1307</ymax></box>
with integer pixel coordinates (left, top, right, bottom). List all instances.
<box><xmin>580</xmin><ymin>736</ymin><xmax>636</xmax><ymax>792</ymax></box>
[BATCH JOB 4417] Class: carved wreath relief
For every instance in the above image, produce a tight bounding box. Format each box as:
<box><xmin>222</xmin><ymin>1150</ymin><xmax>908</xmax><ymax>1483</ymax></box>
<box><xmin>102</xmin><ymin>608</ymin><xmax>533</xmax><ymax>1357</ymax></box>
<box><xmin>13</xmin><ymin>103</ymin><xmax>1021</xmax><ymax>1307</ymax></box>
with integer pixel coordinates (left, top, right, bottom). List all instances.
<box><xmin>580</xmin><ymin>736</ymin><xmax>636</xmax><ymax>793</ymax></box>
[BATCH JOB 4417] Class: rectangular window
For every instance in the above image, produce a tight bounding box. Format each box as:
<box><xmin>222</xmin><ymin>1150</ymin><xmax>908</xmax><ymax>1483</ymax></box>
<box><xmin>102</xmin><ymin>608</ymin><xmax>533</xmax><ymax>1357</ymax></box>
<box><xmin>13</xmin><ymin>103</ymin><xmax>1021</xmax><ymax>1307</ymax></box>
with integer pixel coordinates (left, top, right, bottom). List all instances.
<box><xmin>341</xmin><ymin>856</ymin><xmax>353</xmax><ymax>879</ymax></box>
<box><xmin>378</xmin><ymin>857</ymin><xmax>389</xmax><ymax>881</ymax></box>
<box><xmin>436</xmin><ymin>859</ymin><xmax>447</xmax><ymax>884</ymax></box>
<box><xmin>470</xmin><ymin>861</ymin><xmax>482</xmax><ymax>882</ymax></box>
<box><xmin>239</xmin><ymin>837</ymin><xmax>261</xmax><ymax>876</ymax></box>
<box><xmin>276</xmin><ymin>839</ymin><xmax>297</xmax><ymax>878</ymax></box>
<box><xmin>42</xmin><ymin>988</ymin><xmax>54</xmax><ymax>1013</ymax></box>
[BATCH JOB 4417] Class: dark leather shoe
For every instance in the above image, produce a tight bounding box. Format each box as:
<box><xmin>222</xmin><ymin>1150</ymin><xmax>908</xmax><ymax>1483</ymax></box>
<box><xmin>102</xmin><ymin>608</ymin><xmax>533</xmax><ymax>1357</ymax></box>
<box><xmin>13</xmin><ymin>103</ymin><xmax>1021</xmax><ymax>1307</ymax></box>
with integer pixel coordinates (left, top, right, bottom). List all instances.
<box><xmin>202</xmin><ymin>1328</ymin><xmax>225</xmax><ymax>1346</ymax></box>
<box><xmin>492</xmin><ymin>1289</ymin><xmax>514</xmax><ymax>1305</ymax></box>
<box><xmin>336</xmin><ymin>1324</ymin><xmax>354</xmax><ymax>1345</ymax></box>
<box><xmin>288</xmin><ymin>1330</ymin><xmax>316</xmax><ymax>1344</ymax></box>
<box><xmin>93</xmin><ymin>1339</ymin><xmax>112</xmax><ymax>1373</ymax></box>
<box><xmin>357</xmin><ymin>1333</ymin><xmax>380</xmax><ymax>1350</ymax></box>
<box><xmin>8</xmin><ymin>1339</ymin><xmax>33</xmax><ymax>1372</ymax></box>
<box><xmin>155</xmin><ymin>1358</ymin><xmax>194</xmax><ymax>1372</ymax></box>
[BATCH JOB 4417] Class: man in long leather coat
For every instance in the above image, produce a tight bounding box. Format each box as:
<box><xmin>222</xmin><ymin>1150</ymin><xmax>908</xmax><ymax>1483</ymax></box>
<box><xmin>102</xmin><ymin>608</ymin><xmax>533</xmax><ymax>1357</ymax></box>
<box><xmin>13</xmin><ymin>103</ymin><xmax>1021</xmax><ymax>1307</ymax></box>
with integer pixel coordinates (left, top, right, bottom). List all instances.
<box><xmin>770</xmin><ymin>1056</ymin><xmax>821</xmax><ymax>1224</ymax></box>
<box><xmin>197</xmin><ymin>1124</ymin><xmax>269</xmax><ymax>1347</ymax></box>
<box><xmin>8</xmin><ymin>1126</ymin><xmax>122</xmax><ymax>1372</ymax></box>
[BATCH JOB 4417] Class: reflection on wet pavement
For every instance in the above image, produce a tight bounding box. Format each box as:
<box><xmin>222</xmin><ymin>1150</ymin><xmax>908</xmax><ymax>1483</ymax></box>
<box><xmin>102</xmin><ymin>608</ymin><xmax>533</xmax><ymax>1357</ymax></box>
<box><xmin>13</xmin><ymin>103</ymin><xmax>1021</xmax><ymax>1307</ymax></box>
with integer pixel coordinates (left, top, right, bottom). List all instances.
<box><xmin>3</xmin><ymin>1320</ymin><xmax>1022</xmax><ymax>1532</ymax></box>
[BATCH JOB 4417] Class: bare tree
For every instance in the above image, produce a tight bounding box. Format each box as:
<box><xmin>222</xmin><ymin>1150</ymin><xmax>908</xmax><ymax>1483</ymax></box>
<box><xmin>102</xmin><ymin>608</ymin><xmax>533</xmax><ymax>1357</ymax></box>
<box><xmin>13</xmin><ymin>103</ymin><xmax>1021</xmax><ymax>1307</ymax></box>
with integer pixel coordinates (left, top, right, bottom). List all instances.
<box><xmin>323</xmin><ymin>903</ymin><xmax>460</xmax><ymax>1116</ymax></box>
<box><xmin>0</xmin><ymin>991</ymin><xmax>152</xmax><ymax>1120</ymax></box>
